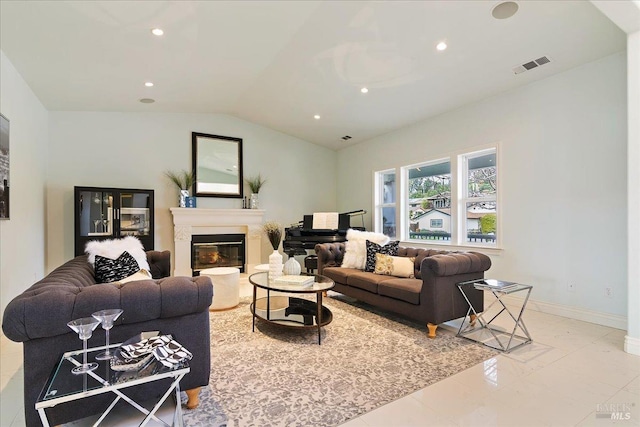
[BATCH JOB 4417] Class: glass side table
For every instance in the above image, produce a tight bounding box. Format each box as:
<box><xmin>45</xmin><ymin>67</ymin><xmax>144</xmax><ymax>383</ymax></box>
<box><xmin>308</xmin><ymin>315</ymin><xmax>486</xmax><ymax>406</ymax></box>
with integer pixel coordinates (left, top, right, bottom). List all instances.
<box><xmin>36</xmin><ymin>342</ymin><xmax>189</xmax><ymax>427</ymax></box>
<box><xmin>456</xmin><ymin>279</ymin><xmax>533</xmax><ymax>353</ymax></box>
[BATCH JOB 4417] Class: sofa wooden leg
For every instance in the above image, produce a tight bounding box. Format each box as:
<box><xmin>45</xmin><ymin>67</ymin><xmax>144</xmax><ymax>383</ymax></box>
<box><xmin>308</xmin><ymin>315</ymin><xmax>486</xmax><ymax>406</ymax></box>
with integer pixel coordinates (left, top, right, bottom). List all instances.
<box><xmin>470</xmin><ymin>313</ymin><xmax>477</xmax><ymax>327</ymax></box>
<box><xmin>185</xmin><ymin>387</ymin><xmax>201</xmax><ymax>409</ymax></box>
<box><xmin>427</xmin><ymin>323</ymin><xmax>438</xmax><ymax>339</ymax></box>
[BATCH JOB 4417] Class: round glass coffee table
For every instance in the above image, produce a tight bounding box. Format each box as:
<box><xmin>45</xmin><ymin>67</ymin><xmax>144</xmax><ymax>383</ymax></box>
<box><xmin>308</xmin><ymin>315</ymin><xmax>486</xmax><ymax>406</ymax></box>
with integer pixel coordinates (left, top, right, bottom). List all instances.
<box><xmin>248</xmin><ymin>272</ymin><xmax>335</xmax><ymax>344</ymax></box>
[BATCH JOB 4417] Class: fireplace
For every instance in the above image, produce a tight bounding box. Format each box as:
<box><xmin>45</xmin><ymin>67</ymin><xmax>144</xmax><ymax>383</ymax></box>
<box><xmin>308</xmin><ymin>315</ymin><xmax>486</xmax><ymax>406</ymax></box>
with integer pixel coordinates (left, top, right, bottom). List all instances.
<box><xmin>170</xmin><ymin>208</ymin><xmax>264</xmax><ymax>277</ymax></box>
<box><xmin>191</xmin><ymin>234</ymin><xmax>245</xmax><ymax>274</ymax></box>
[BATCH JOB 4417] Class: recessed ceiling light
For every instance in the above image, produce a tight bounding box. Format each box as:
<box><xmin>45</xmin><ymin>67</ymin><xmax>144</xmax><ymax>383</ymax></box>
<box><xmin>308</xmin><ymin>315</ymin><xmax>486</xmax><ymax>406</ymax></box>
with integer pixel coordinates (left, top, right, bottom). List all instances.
<box><xmin>144</xmin><ymin>82</ymin><xmax>154</xmax><ymax>87</ymax></box>
<box><xmin>361</xmin><ymin>87</ymin><xmax>369</xmax><ymax>94</ymax></box>
<box><xmin>151</xmin><ymin>28</ymin><xmax>164</xmax><ymax>36</ymax></box>
<box><xmin>436</xmin><ymin>41</ymin><xmax>447</xmax><ymax>51</ymax></box>
<box><xmin>139</xmin><ymin>98</ymin><xmax>155</xmax><ymax>104</ymax></box>
<box><xmin>492</xmin><ymin>1</ymin><xmax>519</xmax><ymax>20</ymax></box>
<box><xmin>314</xmin><ymin>115</ymin><xmax>321</xmax><ymax>120</ymax></box>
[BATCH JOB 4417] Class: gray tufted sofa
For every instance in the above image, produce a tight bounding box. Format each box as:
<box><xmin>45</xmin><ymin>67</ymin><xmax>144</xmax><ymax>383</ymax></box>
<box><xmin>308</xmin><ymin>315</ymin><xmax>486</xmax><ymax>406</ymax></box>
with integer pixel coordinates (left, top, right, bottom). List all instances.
<box><xmin>315</xmin><ymin>243</ymin><xmax>491</xmax><ymax>338</ymax></box>
<box><xmin>2</xmin><ymin>250</ymin><xmax>213</xmax><ymax>427</ymax></box>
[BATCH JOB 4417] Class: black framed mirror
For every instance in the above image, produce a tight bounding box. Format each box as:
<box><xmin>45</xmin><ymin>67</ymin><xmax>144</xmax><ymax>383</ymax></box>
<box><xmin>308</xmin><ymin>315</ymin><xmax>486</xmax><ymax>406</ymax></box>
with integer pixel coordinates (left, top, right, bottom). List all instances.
<box><xmin>192</xmin><ymin>132</ymin><xmax>243</xmax><ymax>198</ymax></box>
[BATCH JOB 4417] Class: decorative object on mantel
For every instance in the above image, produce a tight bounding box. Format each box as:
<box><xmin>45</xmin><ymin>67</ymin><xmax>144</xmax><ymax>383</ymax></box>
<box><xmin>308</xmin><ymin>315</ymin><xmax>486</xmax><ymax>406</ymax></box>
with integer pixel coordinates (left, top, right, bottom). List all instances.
<box><xmin>164</xmin><ymin>170</ymin><xmax>195</xmax><ymax>208</ymax></box>
<box><xmin>263</xmin><ymin>220</ymin><xmax>283</xmax><ymax>281</ymax></box>
<box><xmin>245</xmin><ymin>174</ymin><xmax>266</xmax><ymax>209</ymax></box>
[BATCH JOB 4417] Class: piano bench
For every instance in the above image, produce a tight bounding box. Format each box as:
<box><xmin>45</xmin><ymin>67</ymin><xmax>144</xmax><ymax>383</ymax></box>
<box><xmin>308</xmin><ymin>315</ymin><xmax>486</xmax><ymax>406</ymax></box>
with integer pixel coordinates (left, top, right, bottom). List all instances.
<box><xmin>304</xmin><ymin>255</ymin><xmax>318</xmax><ymax>273</ymax></box>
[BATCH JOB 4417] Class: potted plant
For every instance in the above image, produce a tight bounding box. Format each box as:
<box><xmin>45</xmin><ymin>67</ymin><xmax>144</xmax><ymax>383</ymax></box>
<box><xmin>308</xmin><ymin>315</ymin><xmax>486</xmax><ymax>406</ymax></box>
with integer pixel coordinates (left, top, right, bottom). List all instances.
<box><xmin>245</xmin><ymin>174</ymin><xmax>266</xmax><ymax>209</ymax></box>
<box><xmin>262</xmin><ymin>221</ymin><xmax>283</xmax><ymax>280</ymax></box>
<box><xmin>165</xmin><ymin>170</ymin><xmax>195</xmax><ymax>207</ymax></box>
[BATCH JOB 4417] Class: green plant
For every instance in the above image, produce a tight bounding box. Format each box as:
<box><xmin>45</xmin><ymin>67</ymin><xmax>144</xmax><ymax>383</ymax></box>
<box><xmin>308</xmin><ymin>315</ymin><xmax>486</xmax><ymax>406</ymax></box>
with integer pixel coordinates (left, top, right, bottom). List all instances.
<box><xmin>262</xmin><ymin>221</ymin><xmax>282</xmax><ymax>250</ymax></box>
<box><xmin>164</xmin><ymin>170</ymin><xmax>194</xmax><ymax>191</ymax></box>
<box><xmin>480</xmin><ymin>214</ymin><xmax>497</xmax><ymax>234</ymax></box>
<box><xmin>245</xmin><ymin>174</ymin><xmax>266</xmax><ymax>194</ymax></box>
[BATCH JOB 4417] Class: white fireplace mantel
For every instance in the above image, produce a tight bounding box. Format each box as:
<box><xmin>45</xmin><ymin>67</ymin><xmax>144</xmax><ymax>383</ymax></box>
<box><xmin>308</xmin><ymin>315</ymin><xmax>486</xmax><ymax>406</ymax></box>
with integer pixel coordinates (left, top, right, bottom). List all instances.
<box><xmin>170</xmin><ymin>208</ymin><xmax>265</xmax><ymax>276</ymax></box>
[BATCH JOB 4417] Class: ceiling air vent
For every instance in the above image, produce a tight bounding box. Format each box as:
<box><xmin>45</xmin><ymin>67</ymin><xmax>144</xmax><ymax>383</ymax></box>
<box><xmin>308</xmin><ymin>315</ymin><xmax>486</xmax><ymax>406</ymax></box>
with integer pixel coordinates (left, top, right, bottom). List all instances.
<box><xmin>341</xmin><ymin>135</ymin><xmax>352</xmax><ymax>141</ymax></box>
<box><xmin>512</xmin><ymin>56</ymin><xmax>551</xmax><ymax>75</ymax></box>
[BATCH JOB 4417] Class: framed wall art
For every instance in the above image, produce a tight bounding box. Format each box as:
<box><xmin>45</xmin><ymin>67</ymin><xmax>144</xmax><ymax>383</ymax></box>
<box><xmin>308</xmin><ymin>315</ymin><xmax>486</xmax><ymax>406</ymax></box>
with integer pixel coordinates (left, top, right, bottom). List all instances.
<box><xmin>0</xmin><ymin>113</ymin><xmax>9</xmax><ymax>220</ymax></box>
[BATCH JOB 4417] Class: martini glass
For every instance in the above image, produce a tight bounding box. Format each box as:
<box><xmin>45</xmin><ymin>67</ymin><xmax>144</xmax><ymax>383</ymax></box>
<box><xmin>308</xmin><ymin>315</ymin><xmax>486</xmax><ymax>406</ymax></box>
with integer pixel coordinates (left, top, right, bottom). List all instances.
<box><xmin>92</xmin><ymin>309</ymin><xmax>123</xmax><ymax>360</ymax></box>
<box><xmin>67</xmin><ymin>317</ymin><xmax>101</xmax><ymax>374</ymax></box>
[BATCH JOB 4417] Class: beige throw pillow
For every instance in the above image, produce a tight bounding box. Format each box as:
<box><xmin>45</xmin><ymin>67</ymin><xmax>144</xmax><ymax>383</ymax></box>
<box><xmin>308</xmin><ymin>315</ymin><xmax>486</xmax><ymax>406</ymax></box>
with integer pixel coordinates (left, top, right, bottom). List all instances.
<box><xmin>374</xmin><ymin>254</ymin><xmax>416</xmax><ymax>278</ymax></box>
<box><xmin>117</xmin><ymin>269</ymin><xmax>152</xmax><ymax>284</ymax></box>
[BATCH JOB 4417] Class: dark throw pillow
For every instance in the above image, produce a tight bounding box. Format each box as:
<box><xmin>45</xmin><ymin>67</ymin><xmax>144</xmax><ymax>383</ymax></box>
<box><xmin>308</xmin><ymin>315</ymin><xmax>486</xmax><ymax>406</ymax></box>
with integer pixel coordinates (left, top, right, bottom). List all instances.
<box><xmin>365</xmin><ymin>240</ymin><xmax>399</xmax><ymax>272</ymax></box>
<box><xmin>94</xmin><ymin>251</ymin><xmax>141</xmax><ymax>283</ymax></box>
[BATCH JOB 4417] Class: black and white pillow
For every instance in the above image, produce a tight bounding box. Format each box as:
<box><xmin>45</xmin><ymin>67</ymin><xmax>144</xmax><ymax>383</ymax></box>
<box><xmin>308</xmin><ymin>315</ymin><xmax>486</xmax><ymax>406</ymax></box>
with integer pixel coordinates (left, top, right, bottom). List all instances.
<box><xmin>365</xmin><ymin>240</ymin><xmax>399</xmax><ymax>272</ymax></box>
<box><xmin>94</xmin><ymin>251</ymin><xmax>141</xmax><ymax>283</ymax></box>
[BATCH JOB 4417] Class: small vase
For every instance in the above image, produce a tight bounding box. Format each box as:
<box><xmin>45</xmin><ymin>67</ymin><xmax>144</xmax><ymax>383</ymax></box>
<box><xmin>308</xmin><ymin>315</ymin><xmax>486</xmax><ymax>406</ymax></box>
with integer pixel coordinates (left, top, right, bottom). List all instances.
<box><xmin>250</xmin><ymin>193</ymin><xmax>259</xmax><ymax>209</ymax></box>
<box><xmin>283</xmin><ymin>256</ymin><xmax>301</xmax><ymax>275</ymax></box>
<box><xmin>179</xmin><ymin>190</ymin><xmax>189</xmax><ymax>208</ymax></box>
<box><xmin>268</xmin><ymin>250</ymin><xmax>283</xmax><ymax>281</ymax></box>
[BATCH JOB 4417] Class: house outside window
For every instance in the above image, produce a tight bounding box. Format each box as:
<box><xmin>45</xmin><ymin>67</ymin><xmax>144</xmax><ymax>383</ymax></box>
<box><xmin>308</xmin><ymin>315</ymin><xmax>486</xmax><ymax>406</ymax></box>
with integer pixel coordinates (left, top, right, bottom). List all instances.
<box><xmin>374</xmin><ymin>144</ymin><xmax>498</xmax><ymax>248</ymax></box>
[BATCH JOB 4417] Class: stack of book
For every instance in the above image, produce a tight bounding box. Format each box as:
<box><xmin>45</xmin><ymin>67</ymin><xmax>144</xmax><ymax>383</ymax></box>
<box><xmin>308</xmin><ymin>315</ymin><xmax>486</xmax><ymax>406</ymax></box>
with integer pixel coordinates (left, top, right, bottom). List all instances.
<box><xmin>474</xmin><ymin>279</ymin><xmax>519</xmax><ymax>292</ymax></box>
<box><xmin>273</xmin><ymin>275</ymin><xmax>315</xmax><ymax>287</ymax></box>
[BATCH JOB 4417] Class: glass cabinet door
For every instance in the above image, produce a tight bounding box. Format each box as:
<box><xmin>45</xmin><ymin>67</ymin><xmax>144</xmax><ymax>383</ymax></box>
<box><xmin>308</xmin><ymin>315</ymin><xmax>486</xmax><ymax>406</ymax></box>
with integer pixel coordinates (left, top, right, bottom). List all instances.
<box><xmin>78</xmin><ymin>190</ymin><xmax>115</xmax><ymax>237</ymax></box>
<box><xmin>118</xmin><ymin>191</ymin><xmax>151</xmax><ymax>237</ymax></box>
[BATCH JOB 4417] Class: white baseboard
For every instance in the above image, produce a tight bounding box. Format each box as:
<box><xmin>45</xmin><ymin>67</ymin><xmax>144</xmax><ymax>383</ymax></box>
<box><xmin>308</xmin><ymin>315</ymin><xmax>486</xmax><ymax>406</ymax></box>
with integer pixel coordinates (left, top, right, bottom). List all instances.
<box><xmin>624</xmin><ymin>335</ymin><xmax>640</xmax><ymax>356</ymax></box>
<box><xmin>495</xmin><ymin>293</ymin><xmax>627</xmax><ymax>330</ymax></box>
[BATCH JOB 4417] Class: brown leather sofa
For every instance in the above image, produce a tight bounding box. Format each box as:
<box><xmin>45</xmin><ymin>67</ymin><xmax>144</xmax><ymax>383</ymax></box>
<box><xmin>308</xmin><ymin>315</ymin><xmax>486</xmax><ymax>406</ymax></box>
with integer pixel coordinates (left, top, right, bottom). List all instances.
<box><xmin>315</xmin><ymin>243</ymin><xmax>491</xmax><ymax>337</ymax></box>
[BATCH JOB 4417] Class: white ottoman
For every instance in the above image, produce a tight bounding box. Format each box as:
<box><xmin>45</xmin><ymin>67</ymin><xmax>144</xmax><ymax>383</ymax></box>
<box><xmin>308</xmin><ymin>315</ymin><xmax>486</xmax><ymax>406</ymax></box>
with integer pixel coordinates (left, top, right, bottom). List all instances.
<box><xmin>254</xmin><ymin>264</ymin><xmax>269</xmax><ymax>273</ymax></box>
<box><xmin>200</xmin><ymin>267</ymin><xmax>240</xmax><ymax>311</ymax></box>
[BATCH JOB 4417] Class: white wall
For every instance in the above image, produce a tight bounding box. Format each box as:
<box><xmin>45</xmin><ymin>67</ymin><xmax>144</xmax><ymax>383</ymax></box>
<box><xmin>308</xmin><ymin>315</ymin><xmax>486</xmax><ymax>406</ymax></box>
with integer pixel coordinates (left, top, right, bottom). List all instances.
<box><xmin>47</xmin><ymin>112</ymin><xmax>337</xmax><ymax>271</ymax></box>
<box><xmin>337</xmin><ymin>53</ymin><xmax>628</xmax><ymax>323</ymax></box>
<box><xmin>0</xmin><ymin>51</ymin><xmax>49</xmax><ymax>321</ymax></box>
<box><xmin>626</xmin><ymin>30</ymin><xmax>640</xmax><ymax>354</ymax></box>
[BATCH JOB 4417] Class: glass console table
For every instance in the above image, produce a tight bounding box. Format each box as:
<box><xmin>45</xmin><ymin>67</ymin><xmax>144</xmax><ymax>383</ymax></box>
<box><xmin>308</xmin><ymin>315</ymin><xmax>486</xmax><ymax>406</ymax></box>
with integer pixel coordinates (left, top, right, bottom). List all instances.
<box><xmin>456</xmin><ymin>279</ymin><xmax>533</xmax><ymax>353</ymax></box>
<box><xmin>36</xmin><ymin>342</ymin><xmax>189</xmax><ymax>427</ymax></box>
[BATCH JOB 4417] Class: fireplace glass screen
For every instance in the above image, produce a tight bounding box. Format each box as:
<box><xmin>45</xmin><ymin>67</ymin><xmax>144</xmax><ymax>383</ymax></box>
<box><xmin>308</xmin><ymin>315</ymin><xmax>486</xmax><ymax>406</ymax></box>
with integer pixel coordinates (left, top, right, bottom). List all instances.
<box><xmin>192</xmin><ymin>234</ymin><xmax>245</xmax><ymax>274</ymax></box>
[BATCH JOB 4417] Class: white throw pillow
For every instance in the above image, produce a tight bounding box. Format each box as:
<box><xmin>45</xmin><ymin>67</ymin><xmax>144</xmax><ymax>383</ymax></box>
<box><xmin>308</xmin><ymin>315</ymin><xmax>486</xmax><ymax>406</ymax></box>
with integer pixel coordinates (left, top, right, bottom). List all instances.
<box><xmin>341</xmin><ymin>229</ymin><xmax>390</xmax><ymax>270</ymax></box>
<box><xmin>85</xmin><ymin>236</ymin><xmax>151</xmax><ymax>272</ymax></box>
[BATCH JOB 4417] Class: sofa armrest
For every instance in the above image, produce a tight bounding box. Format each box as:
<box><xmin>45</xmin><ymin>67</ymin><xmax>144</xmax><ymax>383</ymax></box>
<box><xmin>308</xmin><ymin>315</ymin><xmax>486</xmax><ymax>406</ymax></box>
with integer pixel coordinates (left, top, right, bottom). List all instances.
<box><xmin>419</xmin><ymin>252</ymin><xmax>491</xmax><ymax>324</ymax></box>
<box><xmin>315</xmin><ymin>242</ymin><xmax>346</xmax><ymax>274</ymax></box>
<box><xmin>422</xmin><ymin>252</ymin><xmax>491</xmax><ymax>277</ymax></box>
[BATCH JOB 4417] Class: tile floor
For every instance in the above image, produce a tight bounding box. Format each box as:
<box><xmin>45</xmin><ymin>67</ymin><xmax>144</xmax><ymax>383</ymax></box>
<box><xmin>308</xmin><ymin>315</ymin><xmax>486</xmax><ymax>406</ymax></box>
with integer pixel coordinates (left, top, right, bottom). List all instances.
<box><xmin>1</xmin><ymin>277</ymin><xmax>638</xmax><ymax>426</ymax></box>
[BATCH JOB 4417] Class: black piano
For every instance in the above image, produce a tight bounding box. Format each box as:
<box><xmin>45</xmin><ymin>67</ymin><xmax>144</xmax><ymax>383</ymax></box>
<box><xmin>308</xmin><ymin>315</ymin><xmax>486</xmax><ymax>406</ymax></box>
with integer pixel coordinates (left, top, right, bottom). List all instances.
<box><xmin>283</xmin><ymin>210</ymin><xmax>366</xmax><ymax>272</ymax></box>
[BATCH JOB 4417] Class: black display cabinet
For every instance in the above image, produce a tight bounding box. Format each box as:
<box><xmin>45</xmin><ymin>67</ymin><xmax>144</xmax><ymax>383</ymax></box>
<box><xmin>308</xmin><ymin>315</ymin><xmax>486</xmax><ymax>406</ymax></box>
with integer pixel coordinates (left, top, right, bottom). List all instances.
<box><xmin>74</xmin><ymin>186</ymin><xmax>154</xmax><ymax>256</ymax></box>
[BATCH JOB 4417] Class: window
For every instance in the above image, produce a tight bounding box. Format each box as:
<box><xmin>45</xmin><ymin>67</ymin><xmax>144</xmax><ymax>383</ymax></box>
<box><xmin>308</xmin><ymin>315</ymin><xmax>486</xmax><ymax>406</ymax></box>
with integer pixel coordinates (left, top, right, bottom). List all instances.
<box><xmin>406</xmin><ymin>160</ymin><xmax>451</xmax><ymax>241</ymax></box>
<box><xmin>460</xmin><ymin>149</ymin><xmax>497</xmax><ymax>245</ymax></box>
<box><xmin>374</xmin><ymin>170</ymin><xmax>397</xmax><ymax>238</ymax></box>
<box><xmin>374</xmin><ymin>145</ymin><xmax>498</xmax><ymax>248</ymax></box>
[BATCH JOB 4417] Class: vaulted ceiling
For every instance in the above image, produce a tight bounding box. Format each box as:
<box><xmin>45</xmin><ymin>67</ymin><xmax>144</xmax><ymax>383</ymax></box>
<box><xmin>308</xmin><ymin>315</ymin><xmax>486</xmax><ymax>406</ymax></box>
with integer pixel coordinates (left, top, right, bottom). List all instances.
<box><xmin>0</xmin><ymin>1</ymin><xmax>626</xmax><ymax>150</ymax></box>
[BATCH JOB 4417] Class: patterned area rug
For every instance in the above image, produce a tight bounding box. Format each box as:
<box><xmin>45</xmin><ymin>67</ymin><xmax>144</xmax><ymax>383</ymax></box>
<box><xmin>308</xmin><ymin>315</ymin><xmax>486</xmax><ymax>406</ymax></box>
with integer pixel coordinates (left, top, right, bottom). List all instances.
<box><xmin>183</xmin><ymin>295</ymin><xmax>495</xmax><ymax>427</ymax></box>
